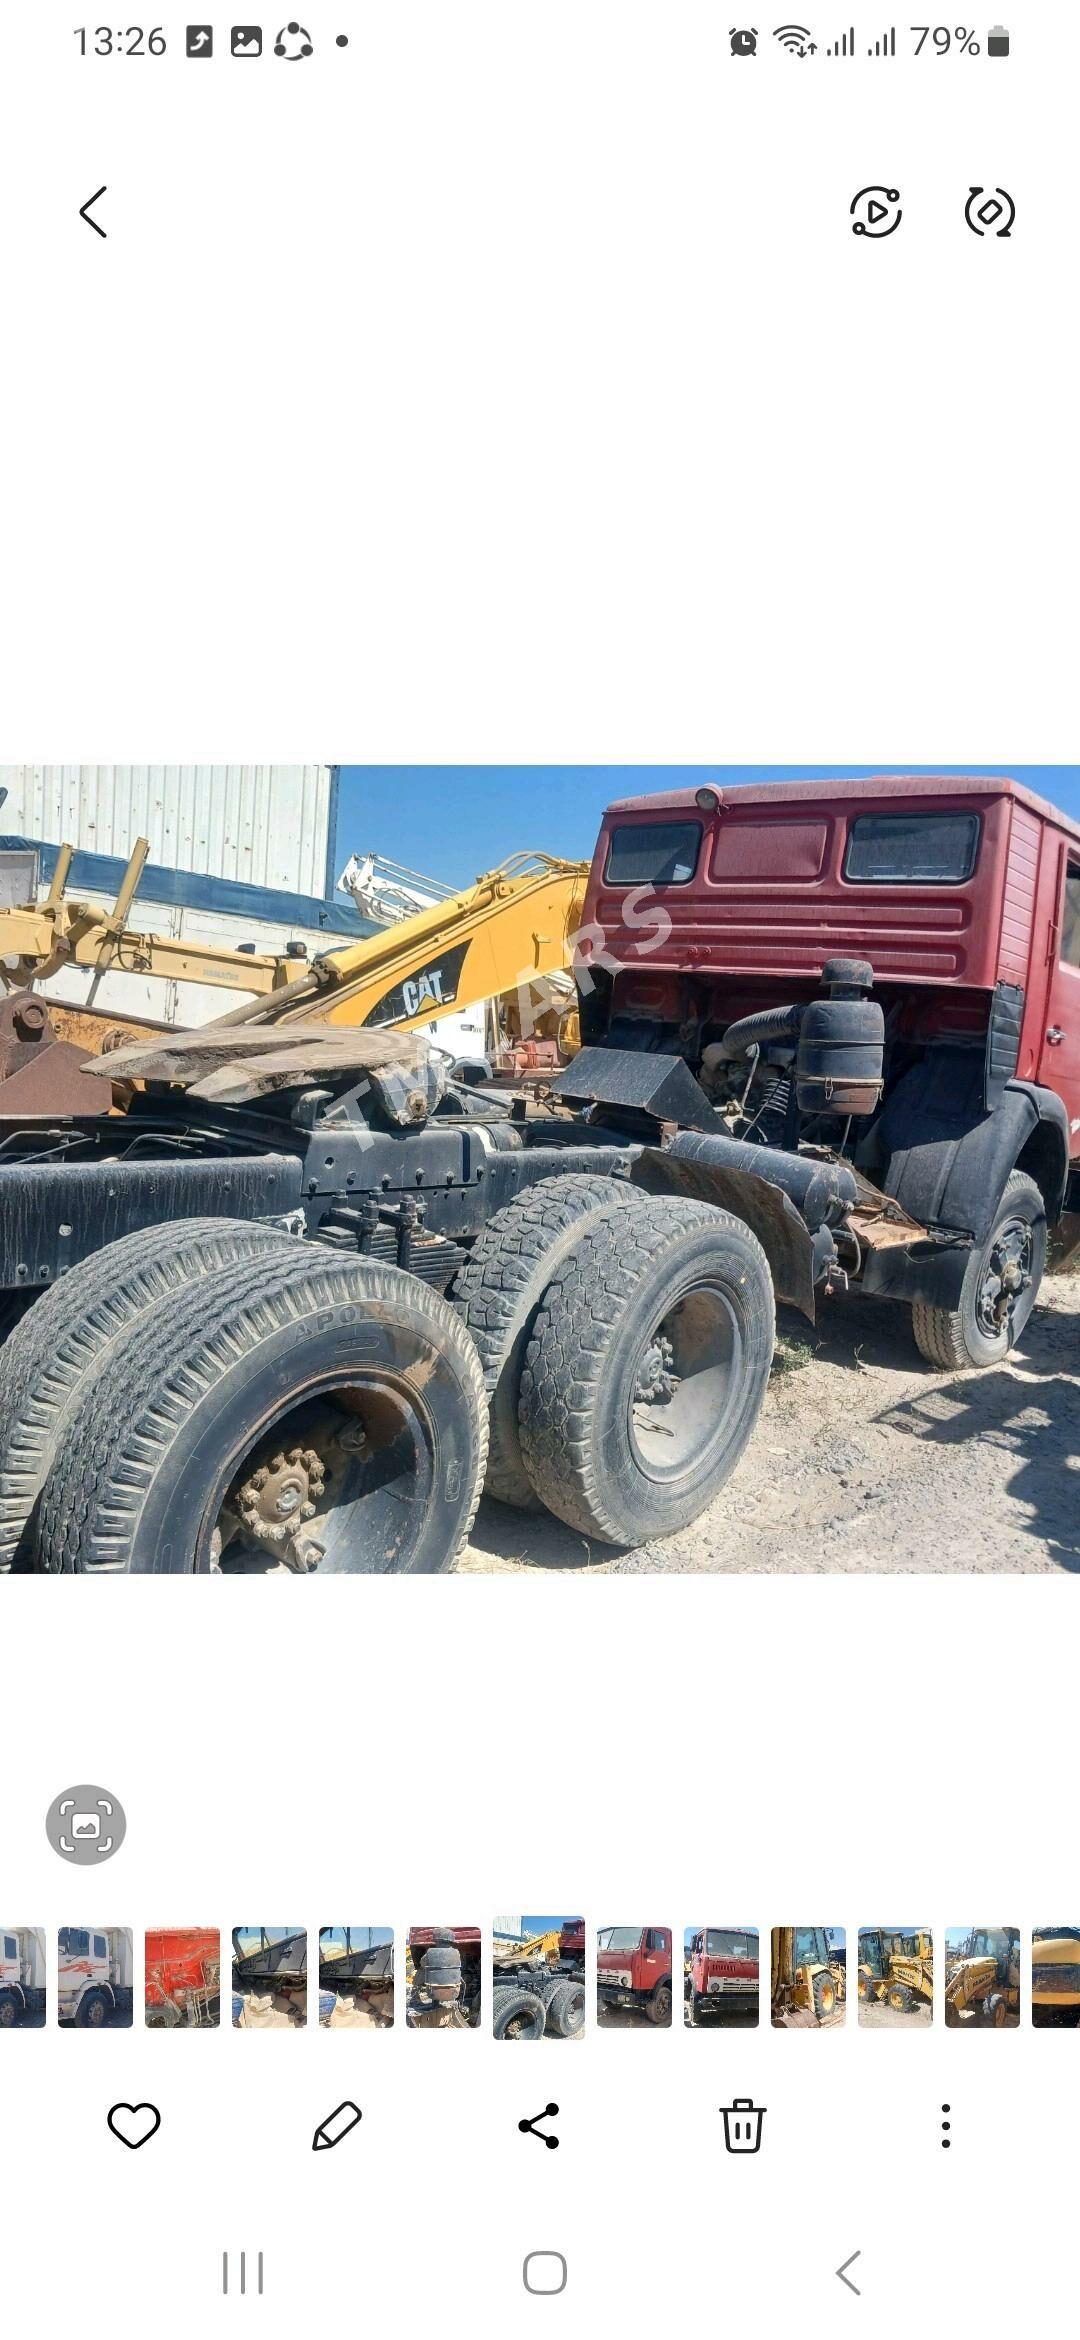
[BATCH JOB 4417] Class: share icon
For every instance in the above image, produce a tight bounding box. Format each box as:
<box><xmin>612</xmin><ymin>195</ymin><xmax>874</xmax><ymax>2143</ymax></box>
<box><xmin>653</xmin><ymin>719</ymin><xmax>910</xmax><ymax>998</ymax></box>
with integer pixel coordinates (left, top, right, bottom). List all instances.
<box><xmin>518</xmin><ymin>2102</ymin><xmax>560</xmax><ymax>2149</ymax></box>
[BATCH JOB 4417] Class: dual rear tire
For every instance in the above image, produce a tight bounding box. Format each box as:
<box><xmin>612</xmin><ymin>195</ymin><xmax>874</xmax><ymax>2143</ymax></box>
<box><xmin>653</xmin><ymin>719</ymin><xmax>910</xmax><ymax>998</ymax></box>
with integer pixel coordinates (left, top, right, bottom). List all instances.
<box><xmin>0</xmin><ymin>1222</ymin><xmax>487</xmax><ymax>1573</ymax></box>
<box><xmin>0</xmin><ymin>1171</ymin><xmax>778</xmax><ymax>1570</ymax></box>
<box><xmin>453</xmin><ymin>1177</ymin><xmax>776</xmax><ymax>1548</ymax></box>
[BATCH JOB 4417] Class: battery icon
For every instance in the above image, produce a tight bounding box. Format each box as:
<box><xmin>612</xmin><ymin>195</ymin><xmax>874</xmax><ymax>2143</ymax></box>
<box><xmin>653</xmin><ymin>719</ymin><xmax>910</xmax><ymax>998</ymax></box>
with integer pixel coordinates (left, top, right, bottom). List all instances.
<box><xmin>987</xmin><ymin>25</ymin><xmax>1009</xmax><ymax>55</ymax></box>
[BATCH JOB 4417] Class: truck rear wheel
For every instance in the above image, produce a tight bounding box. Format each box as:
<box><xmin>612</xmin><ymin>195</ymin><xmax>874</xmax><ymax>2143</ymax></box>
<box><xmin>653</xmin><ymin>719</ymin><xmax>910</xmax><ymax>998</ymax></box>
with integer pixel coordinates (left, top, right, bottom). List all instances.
<box><xmin>36</xmin><ymin>1252</ymin><xmax>487</xmax><ymax>1575</ymax></box>
<box><xmin>450</xmin><ymin>1171</ymin><xmax>637</xmax><ymax>1510</ymax></box>
<box><xmin>912</xmin><ymin>1170</ymin><xmax>1046</xmax><ymax>1370</ymax></box>
<box><xmin>492</xmin><ymin>1986</ymin><xmax>547</xmax><ymax>2041</ymax></box>
<box><xmin>0</xmin><ymin>1217</ymin><xmax>299</xmax><ymax>1570</ymax></box>
<box><xmin>545</xmin><ymin>1979</ymin><xmax>586</xmax><ymax>2038</ymax></box>
<box><xmin>517</xmin><ymin>1199</ymin><xmax>774</xmax><ymax>1546</ymax></box>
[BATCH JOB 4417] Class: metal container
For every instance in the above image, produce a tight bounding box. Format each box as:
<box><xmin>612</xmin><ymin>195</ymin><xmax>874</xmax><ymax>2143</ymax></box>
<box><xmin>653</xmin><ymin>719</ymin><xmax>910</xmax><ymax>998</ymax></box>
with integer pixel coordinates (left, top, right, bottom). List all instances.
<box><xmin>0</xmin><ymin>765</ymin><xmax>337</xmax><ymax>899</ymax></box>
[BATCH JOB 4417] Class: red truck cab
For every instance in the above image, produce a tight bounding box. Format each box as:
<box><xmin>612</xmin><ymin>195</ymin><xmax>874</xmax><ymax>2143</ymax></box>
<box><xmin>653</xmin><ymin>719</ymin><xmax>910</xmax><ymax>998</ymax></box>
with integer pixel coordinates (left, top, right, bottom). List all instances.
<box><xmin>565</xmin><ymin>774</ymin><xmax>1080</xmax><ymax>1368</ymax></box>
<box><xmin>559</xmin><ymin>1918</ymin><xmax>586</xmax><ymax>1968</ymax></box>
<box><xmin>687</xmin><ymin>1928</ymin><xmax>759</xmax><ymax>2023</ymax></box>
<box><xmin>597</xmin><ymin>1926</ymin><xmax>673</xmax><ymax>2025</ymax></box>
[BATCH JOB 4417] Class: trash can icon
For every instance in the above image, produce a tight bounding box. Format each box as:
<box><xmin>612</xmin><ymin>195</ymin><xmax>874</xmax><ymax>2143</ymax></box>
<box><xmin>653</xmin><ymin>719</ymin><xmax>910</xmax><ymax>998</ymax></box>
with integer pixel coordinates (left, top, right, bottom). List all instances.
<box><xmin>721</xmin><ymin>2097</ymin><xmax>766</xmax><ymax>2154</ymax></box>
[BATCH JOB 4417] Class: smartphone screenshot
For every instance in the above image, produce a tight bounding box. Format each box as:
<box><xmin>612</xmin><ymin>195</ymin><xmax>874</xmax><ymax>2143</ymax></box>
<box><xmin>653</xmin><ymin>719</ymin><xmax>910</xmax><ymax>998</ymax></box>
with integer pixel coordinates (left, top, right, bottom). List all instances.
<box><xmin>0</xmin><ymin>5</ymin><xmax>1076</xmax><ymax>2332</ymax></box>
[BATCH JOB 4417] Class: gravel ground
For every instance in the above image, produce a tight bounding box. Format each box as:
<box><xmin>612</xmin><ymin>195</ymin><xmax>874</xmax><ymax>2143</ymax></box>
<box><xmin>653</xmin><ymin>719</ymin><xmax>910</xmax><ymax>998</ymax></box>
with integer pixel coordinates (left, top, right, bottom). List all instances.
<box><xmin>459</xmin><ymin>1273</ymin><xmax>1080</xmax><ymax>1575</ymax></box>
<box><xmin>859</xmin><ymin>1998</ymin><xmax>933</xmax><ymax>2030</ymax></box>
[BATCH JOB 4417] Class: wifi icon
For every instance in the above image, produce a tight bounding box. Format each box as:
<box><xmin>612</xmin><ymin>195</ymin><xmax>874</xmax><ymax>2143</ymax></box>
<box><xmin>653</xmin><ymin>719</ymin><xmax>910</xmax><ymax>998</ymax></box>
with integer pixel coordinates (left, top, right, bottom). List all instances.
<box><xmin>773</xmin><ymin>22</ymin><xmax>815</xmax><ymax>52</ymax></box>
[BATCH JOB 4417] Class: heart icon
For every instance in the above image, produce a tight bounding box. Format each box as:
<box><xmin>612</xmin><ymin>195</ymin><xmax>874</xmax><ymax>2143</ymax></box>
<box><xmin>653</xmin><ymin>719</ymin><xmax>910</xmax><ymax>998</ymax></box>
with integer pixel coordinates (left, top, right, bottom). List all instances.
<box><xmin>107</xmin><ymin>2101</ymin><xmax>162</xmax><ymax>2150</ymax></box>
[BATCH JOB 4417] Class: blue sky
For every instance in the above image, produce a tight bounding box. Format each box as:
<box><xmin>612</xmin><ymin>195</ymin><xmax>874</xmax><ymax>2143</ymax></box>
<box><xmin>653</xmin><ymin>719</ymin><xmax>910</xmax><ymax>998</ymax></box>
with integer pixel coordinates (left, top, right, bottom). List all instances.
<box><xmin>233</xmin><ymin>1925</ymin><xmax>304</xmax><ymax>1954</ymax></box>
<box><xmin>338</xmin><ymin>766</ymin><xmax>1080</xmax><ymax>891</ymax></box>
<box><xmin>493</xmin><ymin>1915</ymin><xmax>580</xmax><ymax>1936</ymax></box>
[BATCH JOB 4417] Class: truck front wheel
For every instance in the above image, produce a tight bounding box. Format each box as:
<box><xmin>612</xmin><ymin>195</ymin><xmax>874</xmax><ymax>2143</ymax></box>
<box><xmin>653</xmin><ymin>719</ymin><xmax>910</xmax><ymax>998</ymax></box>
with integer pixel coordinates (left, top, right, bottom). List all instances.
<box><xmin>545</xmin><ymin>1979</ymin><xmax>586</xmax><ymax>2038</ymax></box>
<box><xmin>517</xmin><ymin>1199</ymin><xmax>774</xmax><ymax>1546</ymax></box>
<box><xmin>912</xmin><ymin>1171</ymin><xmax>1047</xmax><ymax>1370</ymax></box>
<box><xmin>77</xmin><ymin>1991</ymin><xmax>109</xmax><ymax>2028</ymax></box>
<box><xmin>648</xmin><ymin>1981</ymin><xmax>673</xmax><ymax>2027</ymax></box>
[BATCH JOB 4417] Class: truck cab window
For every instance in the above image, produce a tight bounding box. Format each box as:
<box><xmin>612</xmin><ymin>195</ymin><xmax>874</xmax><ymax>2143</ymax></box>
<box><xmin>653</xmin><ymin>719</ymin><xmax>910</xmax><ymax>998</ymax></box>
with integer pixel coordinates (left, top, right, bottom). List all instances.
<box><xmin>93</xmin><ymin>1935</ymin><xmax>106</xmax><ymax>1960</ymax></box>
<box><xmin>843</xmin><ymin>810</ymin><xmax>980</xmax><ymax>884</ymax></box>
<box><xmin>4</xmin><ymin>1937</ymin><xmax>15</xmax><ymax>1961</ymax></box>
<box><xmin>1062</xmin><ymin>865</ymin><xmax>1080</xmax><ymax>966</ymax></box>
<box><xmin>603</xmin><ymin>820</ymin><xmax>701</xmax><ymax>885</ymax></box>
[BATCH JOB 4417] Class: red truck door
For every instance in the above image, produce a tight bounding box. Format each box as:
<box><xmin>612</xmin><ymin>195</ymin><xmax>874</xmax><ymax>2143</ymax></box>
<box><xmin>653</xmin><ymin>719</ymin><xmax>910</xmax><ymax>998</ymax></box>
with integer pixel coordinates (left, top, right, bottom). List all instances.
<box><xmin>639</xmin><ymin>1928</ymin><xmax>670</xmax><ymax>1986</ymax></box>
<box><xmin>1038</xmin><ymin>843</ymin><xmax>1080</xmax><ymax>1160</ymax></box>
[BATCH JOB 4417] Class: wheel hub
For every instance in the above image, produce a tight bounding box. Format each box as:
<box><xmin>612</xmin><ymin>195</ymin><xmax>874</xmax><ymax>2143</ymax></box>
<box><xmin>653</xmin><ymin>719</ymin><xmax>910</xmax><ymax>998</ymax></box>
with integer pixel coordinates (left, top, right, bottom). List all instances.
<box><xmin>231</xmin><ymin>1444</ymin><xmax>329</xmax><ymax>1572</ymax></box>
<box><xmin>634</xmin><ymin>1334</ymin><xmax>677</xmax><ymax>1407</ymax></box>
<box><xmin>977</xmin><ymin>1220</ymin><xmax>1032</xmax><ymax>1336</ymax></box>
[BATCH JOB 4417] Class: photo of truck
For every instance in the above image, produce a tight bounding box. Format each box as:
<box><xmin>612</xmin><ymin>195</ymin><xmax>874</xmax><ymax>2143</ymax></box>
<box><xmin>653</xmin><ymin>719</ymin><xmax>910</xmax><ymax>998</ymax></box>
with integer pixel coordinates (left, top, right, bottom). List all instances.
<box><xmin>319</xmin><ymin>1928</ymin><xmax>394</xmax><ymax>2028</ymax></box>
<box><xmin>231</xmin><ymin>1926</ymin><xmax>307</xmax><ymax>2028</ymax></box>
<box><xmin>405</xmin><ymin>1926</ymin><xmax>481</xmax><ymax>2029</ymax></box>
<box><xmin>144</xmin><ymin>1927</ymin><xmax>221</xmax><ymax>2027</ymax></box>
<box><xmin>684</xmin><ymin>1926</ymin><xmax>759</xmax><ymax>2026</ymax></box>
<box><xmin>0</xmin><ymin>770</ymin><xmax>1076</xmax><ymax>1575</ymax></box>
<box><xmin>596</xmin><ymin>1925</ymin><xmax>673</xmax><ymax>2028</ymax></box>
<box><xmin>57</xmin><ymin>1926</ymin><xmax>133</xmax><ymax>2028</ymax></box>
<box><xmin>0</xmin><ymin>1926</ymin><xmax>46</xmax><ymax>2028</ymax></box>
<box><xmin>491</xmin><ymin>1915</ymin><xmax>586</xmax><ymax>2040</ymax></box>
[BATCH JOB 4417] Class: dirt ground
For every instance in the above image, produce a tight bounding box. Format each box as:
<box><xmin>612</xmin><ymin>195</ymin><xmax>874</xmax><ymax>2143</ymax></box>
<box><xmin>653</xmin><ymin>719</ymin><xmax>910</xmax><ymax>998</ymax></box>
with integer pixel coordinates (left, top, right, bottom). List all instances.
<box><xmin>597</xmin><ymin>2001</ymin><xmax>670</xmax><ymax>2030</ymax></box>
<box><xmin>772</xmin><ymin>2002</ymin><xmax>846</xmax><ymax>2029</ymax></box>
<box><xmin>945</xmin><ymin>2006</ymin><xmax>1020</xmax><ymax>2029</ymax></box>
<box><xmin>459</xmin><ymin>1274</ymin><xmax>1080</xmax><ymax>1575</ymax></box>
<box><xmin>859</xmin><ymin>1998</ymin><xmax>932</xmax><ymax>2030</ymax></box>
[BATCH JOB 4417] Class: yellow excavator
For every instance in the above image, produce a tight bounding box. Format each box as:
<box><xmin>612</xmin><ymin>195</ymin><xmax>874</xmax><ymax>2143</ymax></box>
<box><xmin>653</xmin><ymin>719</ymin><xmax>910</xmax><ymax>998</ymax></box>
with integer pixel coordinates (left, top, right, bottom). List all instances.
<box><xmin>944</xmin><ymin>1928</ymin><xmax>1020</xmax><ymax>2027</ymax></box>
<box><xmin>858</xmin><ymin>1928</ymin><xmax>933</xmax><ymax>2015</ymax></box>
<box><xmin>492</xmin><ymin>1930</ymin><xmax>564</xmax><ymax>1971</ymax></box>
<box><xmin>0</xmin><ymin>839</ymin><xmax>588</xmax><ymax>1112</ymax></box>
<box><xmin>771</xmin><ymin>1927</ymin><xmax>846</xmax><ymax>2025</ymax></box>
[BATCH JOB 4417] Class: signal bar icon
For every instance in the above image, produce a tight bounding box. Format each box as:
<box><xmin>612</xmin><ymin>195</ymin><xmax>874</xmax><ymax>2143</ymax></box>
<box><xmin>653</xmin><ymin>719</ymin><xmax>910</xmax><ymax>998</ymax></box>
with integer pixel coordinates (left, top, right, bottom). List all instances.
<box><xmin>868</xmin><ymin>27</ymin><xmax>896</xmax><ymax>54</ymax></box>
<box><xmin>826</xmin><ymin>25</ymin><xmax>855</xmax><ymax>53</ymax></box>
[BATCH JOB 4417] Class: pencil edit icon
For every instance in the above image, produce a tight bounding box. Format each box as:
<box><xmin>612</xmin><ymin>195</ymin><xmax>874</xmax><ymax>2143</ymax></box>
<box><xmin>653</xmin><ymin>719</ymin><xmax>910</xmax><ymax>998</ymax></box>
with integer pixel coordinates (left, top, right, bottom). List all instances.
<box><xmin>313</xmin><ymin>2100</ymin><xmax>362</xmax><ymax>2152</ymax></box>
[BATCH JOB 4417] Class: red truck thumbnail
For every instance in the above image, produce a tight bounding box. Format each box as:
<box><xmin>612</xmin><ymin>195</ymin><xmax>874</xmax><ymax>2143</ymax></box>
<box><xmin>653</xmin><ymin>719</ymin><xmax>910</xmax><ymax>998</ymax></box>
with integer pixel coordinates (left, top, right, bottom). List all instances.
<box><xmin>597</xmin><ymin>1926</ymin><xmax>673</xmax><ymax>2025</ymax></box>
<box><xmin>686</xmin><ymin>1927</ymin><xmax>759</xmax><ymax>2023</ymax></box>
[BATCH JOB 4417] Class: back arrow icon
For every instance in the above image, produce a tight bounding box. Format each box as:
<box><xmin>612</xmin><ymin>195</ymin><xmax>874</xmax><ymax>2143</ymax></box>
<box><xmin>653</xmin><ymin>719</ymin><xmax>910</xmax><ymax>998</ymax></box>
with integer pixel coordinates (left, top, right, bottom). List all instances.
<box><xmin>836</xmin><ymin>2250</ymin><xmax>862</xmax><ymax>2296</ymax></box>
<box><xmin>80</xmin><ymin>186</ymin><xmax>107</xmax><ymax>238</ymax></box>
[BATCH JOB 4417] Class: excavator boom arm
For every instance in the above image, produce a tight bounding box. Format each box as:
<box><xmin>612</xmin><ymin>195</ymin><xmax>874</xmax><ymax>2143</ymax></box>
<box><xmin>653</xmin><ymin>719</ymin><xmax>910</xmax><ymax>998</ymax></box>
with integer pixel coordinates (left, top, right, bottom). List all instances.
<box><xmin>208</xmin><ymin>853</ymin><xmax>590</xmax><ymax>1038</ymax></box>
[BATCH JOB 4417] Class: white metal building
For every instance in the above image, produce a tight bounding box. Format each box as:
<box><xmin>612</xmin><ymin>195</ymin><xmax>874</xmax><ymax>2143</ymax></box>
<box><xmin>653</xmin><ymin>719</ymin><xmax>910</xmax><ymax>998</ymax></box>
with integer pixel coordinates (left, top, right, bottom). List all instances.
<box><xmin>0</xmin><ymin>765</ymin><xmax>335</xmax><ymax>898</ymax></box>
<box><xmin>0</xmin><ymin>763</ymin><xmax>379</xmax><ymax>1028</ymax></box>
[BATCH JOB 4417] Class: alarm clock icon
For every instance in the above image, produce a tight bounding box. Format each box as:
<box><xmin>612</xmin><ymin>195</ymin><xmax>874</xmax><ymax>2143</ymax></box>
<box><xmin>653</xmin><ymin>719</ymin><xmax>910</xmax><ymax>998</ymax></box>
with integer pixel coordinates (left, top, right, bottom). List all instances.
<box><xmin>729</xmin><ymin>26</ymin><xmax>759</xmax><ymax>54</ymax></box>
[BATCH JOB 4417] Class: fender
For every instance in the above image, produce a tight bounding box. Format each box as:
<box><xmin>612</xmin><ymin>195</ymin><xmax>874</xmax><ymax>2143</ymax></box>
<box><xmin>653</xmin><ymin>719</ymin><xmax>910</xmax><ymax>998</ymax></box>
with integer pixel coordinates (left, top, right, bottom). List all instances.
<box><xmin>879</xmin><ymin>1048</ymin><xmax>1069</xmax><ymax>1242</ymax></box>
